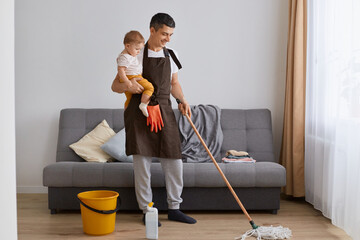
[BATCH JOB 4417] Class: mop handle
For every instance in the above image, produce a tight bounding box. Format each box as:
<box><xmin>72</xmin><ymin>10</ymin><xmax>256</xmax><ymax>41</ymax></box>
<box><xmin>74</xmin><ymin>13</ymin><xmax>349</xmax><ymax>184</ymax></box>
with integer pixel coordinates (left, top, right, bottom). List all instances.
<box><xmin>184</xmin><ymin>113</ymin><xmax>253</xmax><ymax>222</ymax></box>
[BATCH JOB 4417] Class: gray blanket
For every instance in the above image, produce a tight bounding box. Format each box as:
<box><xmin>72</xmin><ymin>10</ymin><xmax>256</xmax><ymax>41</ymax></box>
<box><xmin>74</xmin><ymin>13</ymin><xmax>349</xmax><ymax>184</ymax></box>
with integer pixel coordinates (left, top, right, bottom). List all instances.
<box><xmin>178</xmin><ymin>105</ymin><xmax>223</xmax><ymax>163</ymax></box>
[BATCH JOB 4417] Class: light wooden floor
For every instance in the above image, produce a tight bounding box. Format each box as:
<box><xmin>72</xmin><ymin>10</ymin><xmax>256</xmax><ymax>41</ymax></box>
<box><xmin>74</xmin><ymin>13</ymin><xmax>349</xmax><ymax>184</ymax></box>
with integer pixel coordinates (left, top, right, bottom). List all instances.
<box><xmin>17</xmin><ymin>194</ymin><xmax>351</xmax><ymax>240</ymax></box>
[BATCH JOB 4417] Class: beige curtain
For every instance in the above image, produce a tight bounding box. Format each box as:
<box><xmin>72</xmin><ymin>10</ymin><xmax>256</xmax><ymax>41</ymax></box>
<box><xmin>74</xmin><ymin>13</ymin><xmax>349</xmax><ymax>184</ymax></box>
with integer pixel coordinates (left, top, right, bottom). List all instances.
<box><xmin>280</xmin><ymin>0</ymin><xmax>307</xmax><ymax>197</ymax></box>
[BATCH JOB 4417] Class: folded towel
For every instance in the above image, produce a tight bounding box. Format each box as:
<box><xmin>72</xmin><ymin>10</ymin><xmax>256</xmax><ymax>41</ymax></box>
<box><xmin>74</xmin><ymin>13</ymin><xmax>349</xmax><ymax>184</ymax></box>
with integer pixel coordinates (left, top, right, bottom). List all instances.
<box><xmin>226</xmin><ymin>155</ymin><xmax>251</xmax><ymax>159</ymax></box>
<box><xmin>223</xmin><ymin>150</ymin><xmax>256</xmax><ymax>163</ymax></box>
<box><xmin>222</xmin><ymin>157</ymin><xmax>256</xmax><ymax>163</ymax></box>
<box><xmin>226</xmin><ymin>150</ymin><xmax>249</xmax><ymax>157</ymax></box>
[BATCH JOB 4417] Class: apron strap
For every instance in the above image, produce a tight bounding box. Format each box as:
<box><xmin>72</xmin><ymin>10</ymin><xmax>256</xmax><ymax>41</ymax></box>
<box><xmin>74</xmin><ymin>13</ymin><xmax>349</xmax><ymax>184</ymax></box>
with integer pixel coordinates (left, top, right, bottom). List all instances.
<box><xmin>144</xmin><ymin>43</ymin><xmax>182</xmax><ymax>70</ymax></box>
<box><xmin>167</xmin><ymin>49</ymin><xmax>182</xmax><ymax>70</ymax></box>
<box><xmin>143</xmin><ymin>42</ymin><xmax>149</xmax><ymax>67</ymax></box>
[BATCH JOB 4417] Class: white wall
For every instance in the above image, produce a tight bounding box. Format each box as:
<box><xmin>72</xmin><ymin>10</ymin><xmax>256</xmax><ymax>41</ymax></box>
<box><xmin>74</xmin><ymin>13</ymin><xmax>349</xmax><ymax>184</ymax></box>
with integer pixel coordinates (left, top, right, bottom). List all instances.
<box><xmin>1</xmin><ymin>0</ymin><xmax>18</xmax><ymax>238</ymax></box>
<box><xmin>15</xmin><ymin>0</ymin><xmax>288</xmax><ymax>193</ymax></box>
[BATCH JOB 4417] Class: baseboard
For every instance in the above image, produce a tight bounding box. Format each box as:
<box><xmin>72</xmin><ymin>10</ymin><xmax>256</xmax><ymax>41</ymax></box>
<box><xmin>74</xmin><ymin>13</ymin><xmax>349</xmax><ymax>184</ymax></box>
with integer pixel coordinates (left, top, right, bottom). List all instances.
<box><xmin>17</xmin><ymin>186</ymin><xmax>48</xmax><ymax>193</ymax></box>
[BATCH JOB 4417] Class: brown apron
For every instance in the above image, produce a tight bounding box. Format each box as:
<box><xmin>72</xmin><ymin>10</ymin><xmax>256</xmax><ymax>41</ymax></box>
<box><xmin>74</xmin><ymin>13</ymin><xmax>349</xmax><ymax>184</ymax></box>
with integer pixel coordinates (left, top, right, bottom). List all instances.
<box><xmin>124</xmin><ymin>43</ymin><xmax>182</xmax><ymax>159</ymax></box>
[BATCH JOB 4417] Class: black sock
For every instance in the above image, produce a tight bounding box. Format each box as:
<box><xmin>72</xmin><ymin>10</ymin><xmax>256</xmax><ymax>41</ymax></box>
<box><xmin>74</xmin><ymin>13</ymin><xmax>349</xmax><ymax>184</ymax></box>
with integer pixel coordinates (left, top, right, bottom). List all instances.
<box><xmin>142</xmin><ymin>214</ymin><xmax>161</xmax><ymax>227</ymax></box>
<box><xmin>168</xmin><ymin>209</ymin><xmax>197</xmax><ymax>224</ymax></box>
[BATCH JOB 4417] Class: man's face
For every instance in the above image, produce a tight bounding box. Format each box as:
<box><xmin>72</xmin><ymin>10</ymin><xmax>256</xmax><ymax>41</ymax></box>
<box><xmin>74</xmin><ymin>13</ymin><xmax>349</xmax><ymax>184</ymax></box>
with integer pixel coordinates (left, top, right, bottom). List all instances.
<box><xmin>150</xmin><ymin>25</ymin><xmax>174</xmax><ymax>48</ymax></box>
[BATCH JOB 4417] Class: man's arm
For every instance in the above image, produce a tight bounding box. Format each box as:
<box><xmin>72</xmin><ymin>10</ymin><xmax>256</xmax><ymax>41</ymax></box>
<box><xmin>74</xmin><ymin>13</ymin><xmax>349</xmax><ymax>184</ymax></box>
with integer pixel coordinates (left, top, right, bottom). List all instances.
<box><xmin>117</xmin><ymin>66</ymin><xmax>133</xmax><ymax>89</ymax></box>
<box><xmin>111</xmin><ymin>74</ymin><xmax>144</xmax><ymax>94</ymax></box>
<box><xmin>170</xmin><ymin>72</ymin><xmax>191</xmax><ymax>117</ymax></box>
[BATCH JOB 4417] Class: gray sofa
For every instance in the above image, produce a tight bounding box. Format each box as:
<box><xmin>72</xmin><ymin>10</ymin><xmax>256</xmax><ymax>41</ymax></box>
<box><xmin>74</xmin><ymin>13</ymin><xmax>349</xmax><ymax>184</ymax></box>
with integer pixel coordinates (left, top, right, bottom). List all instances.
<box><xmin>43</xmin><ymin>108</ymin><xmax>286</xmax><ymax>214</ymax></box>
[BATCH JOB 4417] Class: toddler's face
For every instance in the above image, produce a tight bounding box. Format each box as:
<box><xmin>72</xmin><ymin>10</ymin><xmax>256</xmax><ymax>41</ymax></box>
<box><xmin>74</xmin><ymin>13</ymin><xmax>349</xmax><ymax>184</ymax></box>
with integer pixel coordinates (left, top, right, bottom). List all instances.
<box><xmin>126</xmin><ymin>43</ymin><xmax>144</xmax><ymax>57</ymax></box>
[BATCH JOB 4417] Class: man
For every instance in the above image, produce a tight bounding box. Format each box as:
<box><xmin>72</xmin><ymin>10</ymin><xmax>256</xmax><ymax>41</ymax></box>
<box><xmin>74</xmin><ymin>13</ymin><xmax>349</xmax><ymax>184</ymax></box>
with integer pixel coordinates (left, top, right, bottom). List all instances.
<box><xmin>112</xmin><ymin>13</ymin><xmax>196</xmax><ymax>226</ymax></box>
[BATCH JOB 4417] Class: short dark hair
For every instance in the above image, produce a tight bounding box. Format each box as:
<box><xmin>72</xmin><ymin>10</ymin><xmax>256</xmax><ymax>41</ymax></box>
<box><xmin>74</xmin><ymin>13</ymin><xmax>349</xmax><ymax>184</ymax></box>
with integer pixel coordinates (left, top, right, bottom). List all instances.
<box><xmin>150</xmin><ymin>13</ymin><xmax>175</xmax><ymax>31</ymax></box>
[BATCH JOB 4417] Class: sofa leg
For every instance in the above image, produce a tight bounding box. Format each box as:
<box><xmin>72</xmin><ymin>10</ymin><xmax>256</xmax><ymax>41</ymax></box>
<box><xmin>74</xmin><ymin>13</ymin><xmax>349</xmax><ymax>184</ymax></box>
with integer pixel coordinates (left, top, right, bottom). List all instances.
<box><xmin>50</xmin><ymin>209</ymin><xmax>57</xmax><ymax>214</ymax></box>
<box><xmin>271</xmin><ymin>209</ymin><xmax>278</xmax><ymax>214</ymax></box>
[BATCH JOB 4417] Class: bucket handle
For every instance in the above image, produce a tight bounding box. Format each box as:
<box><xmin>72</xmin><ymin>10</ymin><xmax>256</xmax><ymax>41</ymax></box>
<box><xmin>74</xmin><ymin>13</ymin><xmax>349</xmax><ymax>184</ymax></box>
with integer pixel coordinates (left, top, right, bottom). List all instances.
<box><xmin>77</xmin><ymin>196</ymin><xmax>121</xmax><ymax>214</ymax></box>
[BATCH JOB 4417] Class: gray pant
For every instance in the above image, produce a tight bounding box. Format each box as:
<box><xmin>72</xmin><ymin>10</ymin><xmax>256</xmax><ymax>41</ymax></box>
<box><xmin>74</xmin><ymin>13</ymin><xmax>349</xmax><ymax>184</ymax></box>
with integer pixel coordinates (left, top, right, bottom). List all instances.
<box><xmin>133</xmin><ymin>155</ymin><xmax>183</xmax><ymax>213</ymax></box>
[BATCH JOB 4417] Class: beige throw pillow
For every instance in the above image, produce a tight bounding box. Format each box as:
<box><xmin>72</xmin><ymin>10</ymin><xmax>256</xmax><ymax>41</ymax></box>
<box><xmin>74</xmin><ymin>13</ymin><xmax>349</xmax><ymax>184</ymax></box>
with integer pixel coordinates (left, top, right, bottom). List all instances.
<box><xmin>69</xmin><ymin>119</ymin><xmax>116</xmax><ymax>163</ymax></box>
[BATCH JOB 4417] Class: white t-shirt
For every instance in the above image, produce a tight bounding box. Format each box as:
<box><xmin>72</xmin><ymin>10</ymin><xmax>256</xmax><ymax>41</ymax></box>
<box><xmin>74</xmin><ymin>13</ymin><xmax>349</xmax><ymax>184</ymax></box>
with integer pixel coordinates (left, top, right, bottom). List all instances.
<box><xmin>137</xmin><ymin>47</ymin><xmax>180</xmax><ymax>81</ymax></box>
<box><xmin>117</xmin><ymin>53</ymin><xmax>142</xmax><ymax>75</ymax></box>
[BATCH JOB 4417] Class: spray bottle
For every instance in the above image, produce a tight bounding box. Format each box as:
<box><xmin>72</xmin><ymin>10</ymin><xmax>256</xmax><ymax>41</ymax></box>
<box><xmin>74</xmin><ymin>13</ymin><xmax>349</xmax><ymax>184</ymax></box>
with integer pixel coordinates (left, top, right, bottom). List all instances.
<box><xmin>145</xmin><ymin>202</ymin><xmax>158</xmax><ymax>239</ymax></box>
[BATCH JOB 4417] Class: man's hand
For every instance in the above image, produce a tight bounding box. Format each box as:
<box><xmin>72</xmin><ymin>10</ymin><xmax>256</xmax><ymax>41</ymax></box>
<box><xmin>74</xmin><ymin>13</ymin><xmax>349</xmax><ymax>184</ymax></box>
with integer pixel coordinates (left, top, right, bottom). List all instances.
<box><xmin>111</xmin><ymin>75</ymin><xmax>144</xmax><ymax>94</ymax></box>
<box><xmin>178</xmin><ymin>100</ymin><xmax>191</xmax><ymax>118</ymax></box>
<box><xmin>124</xmin><ymin>80</ymin><xmax>133</xmax><ymax>89</ymax></box>
<box><xmin>127</xmin><ymin>78</ymin><xmax>144</xmax><ymax>94</ymax></box>
<box><xmin>126</xmin><ymin>78</ymin><xmax>144</xmax><ymax>94</ymax></box>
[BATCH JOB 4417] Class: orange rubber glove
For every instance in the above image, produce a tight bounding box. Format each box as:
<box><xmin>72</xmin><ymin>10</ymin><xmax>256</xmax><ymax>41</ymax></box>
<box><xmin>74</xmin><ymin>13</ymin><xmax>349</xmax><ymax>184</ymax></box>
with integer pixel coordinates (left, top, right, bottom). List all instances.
<box><xmin>146</xmin><ymin>104</ymin><xmax>164</xmax><ymax>133</ymax></box>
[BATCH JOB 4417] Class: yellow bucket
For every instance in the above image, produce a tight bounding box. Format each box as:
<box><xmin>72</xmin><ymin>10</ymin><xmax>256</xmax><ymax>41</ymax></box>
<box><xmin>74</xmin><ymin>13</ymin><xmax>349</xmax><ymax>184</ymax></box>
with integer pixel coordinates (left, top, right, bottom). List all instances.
<box><xmin>77</xmin><ymin>190</ymin><xmax>120</xmax><ymax>235</ymax></box>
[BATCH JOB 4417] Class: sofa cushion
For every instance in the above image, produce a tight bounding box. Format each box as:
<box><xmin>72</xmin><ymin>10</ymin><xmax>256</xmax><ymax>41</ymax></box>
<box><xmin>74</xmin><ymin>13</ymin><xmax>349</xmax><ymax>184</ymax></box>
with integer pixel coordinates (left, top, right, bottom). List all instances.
<box><xmin>101</xmin><ymin>128</ymin><xmax>133</xmax><ymax>162</ymax></box>
<box><xmin>57</xmin><ymin>109</ymin><xmax>125</xmax><ymax>162</ymax></box>
<box><xmin>69</xmin><ymin>120</ymin><xmax>115</xmax><ymax>163</ymax></box>
<box><xmin>220</xmin><ymin>109</ymin><xmax>275</xmax><ymax>163</ymax></box>
<box><xmin>43</xmin><ymin>162</ymin><xmax>286</xmax><ymax>188</ymax></box>
<box><xmin>43</xmin><ymin>162</ymin><xmax>135</xmax><ymax>187</ymax></box>
<box><xmin>183</xmin><ymin>162</ymin><xmax>285</xmax><ymax>187</ymax></box>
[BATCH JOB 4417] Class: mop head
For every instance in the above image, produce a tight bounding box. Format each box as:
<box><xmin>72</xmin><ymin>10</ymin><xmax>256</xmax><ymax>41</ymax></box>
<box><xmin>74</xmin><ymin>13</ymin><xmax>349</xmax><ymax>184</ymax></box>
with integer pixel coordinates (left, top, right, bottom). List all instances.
<box><xmin>235</xmin><ymin>225</ymin><xmax>292</xmax><ymax>240</ymax></box>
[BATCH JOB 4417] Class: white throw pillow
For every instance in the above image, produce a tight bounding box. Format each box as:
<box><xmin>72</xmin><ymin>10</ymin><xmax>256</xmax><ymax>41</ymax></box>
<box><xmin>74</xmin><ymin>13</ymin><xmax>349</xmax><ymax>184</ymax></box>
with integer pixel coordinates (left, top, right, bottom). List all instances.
<box><xmin>69</xmin><ymin>119</ymin><xmax>116</xmax><ymax>163</ymax></box>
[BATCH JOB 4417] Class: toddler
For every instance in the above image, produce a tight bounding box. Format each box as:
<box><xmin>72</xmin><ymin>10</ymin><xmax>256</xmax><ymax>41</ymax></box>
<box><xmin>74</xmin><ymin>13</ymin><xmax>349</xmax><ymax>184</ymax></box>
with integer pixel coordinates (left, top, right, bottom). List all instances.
<box><xmin>117</xmin><ymin>30</ymin><xmax>154</xmax><ymax>117</ymax></box>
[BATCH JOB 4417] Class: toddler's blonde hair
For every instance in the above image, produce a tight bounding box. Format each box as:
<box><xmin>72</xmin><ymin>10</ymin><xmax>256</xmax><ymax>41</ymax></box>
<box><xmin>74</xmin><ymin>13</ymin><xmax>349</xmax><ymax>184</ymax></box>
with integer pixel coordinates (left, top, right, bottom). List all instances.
<box><xmin>123</xmin><ymin>31</ymin><xmax>145</xmax><ymax>45</ymax></box>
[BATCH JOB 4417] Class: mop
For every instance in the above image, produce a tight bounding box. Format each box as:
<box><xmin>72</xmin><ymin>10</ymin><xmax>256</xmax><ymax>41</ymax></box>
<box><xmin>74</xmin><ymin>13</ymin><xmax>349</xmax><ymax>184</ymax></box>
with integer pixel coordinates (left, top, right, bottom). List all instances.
<box><xmin>180</xmin><ymin>106</ymin><xmax>292</xmax><ymax>240</ymax></box>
